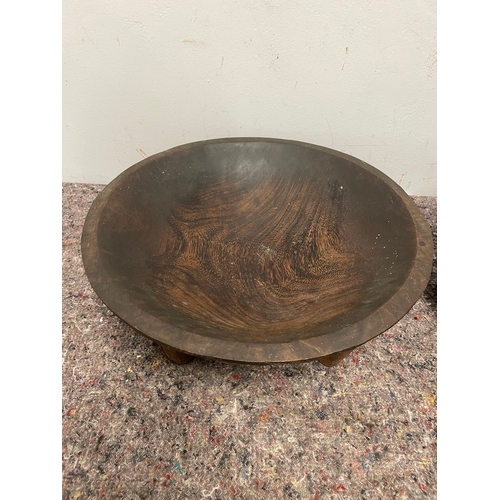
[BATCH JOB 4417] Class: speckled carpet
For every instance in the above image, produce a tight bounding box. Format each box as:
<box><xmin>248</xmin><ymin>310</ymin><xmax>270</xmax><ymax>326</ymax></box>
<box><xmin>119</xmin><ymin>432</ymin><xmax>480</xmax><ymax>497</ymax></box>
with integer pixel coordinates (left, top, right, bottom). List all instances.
<box><xmin>62</xmin><ymin>183</ymin><xmax>437</xmax><ymax>500</ymax></box>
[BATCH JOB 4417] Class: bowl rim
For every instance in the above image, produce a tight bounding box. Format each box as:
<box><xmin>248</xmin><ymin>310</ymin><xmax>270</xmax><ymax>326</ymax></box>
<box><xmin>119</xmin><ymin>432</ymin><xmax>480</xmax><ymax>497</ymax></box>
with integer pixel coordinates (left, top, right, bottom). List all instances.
<box><xmin>81</xmin><ymin>137</ymin><xmax>433</xmax><ymax>363</ymax></box>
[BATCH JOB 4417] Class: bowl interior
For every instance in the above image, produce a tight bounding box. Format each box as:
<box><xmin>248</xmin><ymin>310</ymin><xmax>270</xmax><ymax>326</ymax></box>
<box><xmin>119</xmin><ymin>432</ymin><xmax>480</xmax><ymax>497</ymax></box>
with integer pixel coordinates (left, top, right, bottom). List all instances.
<box><xmin>94</xmin><ymin>141</ymin><xmax>418</xmax><ymax>343</ymax></box>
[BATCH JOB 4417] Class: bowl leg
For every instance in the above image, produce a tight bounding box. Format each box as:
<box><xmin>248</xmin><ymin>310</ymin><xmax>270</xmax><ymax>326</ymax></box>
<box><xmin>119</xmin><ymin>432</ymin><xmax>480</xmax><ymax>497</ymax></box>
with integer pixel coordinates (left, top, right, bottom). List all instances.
<box><xmin>317</xmin><ymin>347</ymin><xmax>355</xmax><ymax>367</ymax></box>
<box><xmin>159</xmin><ymin>343</ymin><xmax>195</xmax><ymax>365</ymax></box>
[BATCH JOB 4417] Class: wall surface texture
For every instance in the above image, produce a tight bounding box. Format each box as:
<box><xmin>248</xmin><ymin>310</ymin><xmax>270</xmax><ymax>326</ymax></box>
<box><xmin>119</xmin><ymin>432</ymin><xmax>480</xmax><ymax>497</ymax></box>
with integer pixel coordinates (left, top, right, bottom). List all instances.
<box><xmin>63</xmin><ymin>0</ymin><xmax>436</xmax><ymax>195</ymax></box>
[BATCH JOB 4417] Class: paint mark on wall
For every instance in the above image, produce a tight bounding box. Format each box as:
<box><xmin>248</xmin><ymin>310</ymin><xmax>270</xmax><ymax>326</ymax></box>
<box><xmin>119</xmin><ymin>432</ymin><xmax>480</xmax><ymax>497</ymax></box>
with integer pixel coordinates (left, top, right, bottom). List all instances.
<box><xmin>324</xmin><ymin>116</ymin><xmax>334</xmax><ymax>147</ymax></box>
<box><xmin>426</xmin><ymin>50</ymin><xmax>437</xmax><ymax>78</ymax></box>
<box><xmin>182</xmin><ymin>39</ymin><xmax>208</xmax><ymax>47</ymax></box>
<box><xmin>342</xmin><ymin>47</ymin><xmax>349</xmax><ymax>71</ymax></box>
<box><xmin>82</xmin><ymin>26</ymin><xmax>95</xmax><ymax>45</ymax></box>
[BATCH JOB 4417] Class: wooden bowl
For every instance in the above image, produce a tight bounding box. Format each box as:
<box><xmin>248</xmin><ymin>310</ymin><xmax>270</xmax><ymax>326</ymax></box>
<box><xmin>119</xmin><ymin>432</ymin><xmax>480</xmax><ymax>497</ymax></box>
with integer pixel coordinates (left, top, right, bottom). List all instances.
<box><xmin>81</xmin><ymin>138</ymin><xmax>433</xmax><ymax>366</ymax></box>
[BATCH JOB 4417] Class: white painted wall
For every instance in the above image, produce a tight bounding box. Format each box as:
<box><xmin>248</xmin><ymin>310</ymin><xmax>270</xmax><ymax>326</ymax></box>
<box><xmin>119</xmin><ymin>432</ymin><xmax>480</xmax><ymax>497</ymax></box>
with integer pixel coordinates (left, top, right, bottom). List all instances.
<box><xmin>63</xmin><ymin>0</ymin><xmax>436</xmax><ymax>195</ymax></box>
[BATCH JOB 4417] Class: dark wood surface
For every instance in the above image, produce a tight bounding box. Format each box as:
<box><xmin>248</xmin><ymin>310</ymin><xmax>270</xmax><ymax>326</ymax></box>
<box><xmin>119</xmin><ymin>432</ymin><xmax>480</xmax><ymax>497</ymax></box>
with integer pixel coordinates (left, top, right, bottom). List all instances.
<box><xmin>81</xmin><ymin>138</ymin><xmax>433</xmax><ymax>364</ymax></box>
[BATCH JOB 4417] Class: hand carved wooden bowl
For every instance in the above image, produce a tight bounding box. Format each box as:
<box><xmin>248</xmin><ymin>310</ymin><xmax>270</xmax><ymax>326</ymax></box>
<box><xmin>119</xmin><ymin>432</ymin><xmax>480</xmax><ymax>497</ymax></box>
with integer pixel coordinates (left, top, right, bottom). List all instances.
<box><xmin>81</xmin><ymin>138</ymin><xmax>432</xmax><ymax>366</ymax></box>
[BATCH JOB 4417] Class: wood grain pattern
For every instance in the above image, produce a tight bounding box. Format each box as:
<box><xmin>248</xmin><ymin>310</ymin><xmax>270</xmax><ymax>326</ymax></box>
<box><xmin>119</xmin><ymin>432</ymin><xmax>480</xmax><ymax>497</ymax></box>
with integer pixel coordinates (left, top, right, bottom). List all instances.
<box><xmin>148</xmin><ymin>170</ymin><xmax>372</xmax><ymax>342</ymax></box>
<box><xmin>81</xmin><ymin>138</ymin><xmax>433</xmax><ymax>364</ymax></box>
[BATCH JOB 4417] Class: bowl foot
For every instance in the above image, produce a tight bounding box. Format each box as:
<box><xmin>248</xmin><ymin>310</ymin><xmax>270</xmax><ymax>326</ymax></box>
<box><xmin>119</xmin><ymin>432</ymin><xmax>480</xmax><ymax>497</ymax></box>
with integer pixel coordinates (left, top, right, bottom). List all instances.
<box><xmin>318</xmin><ymin>347</ymin><xmax>355</xmax><ymax>367</ymax></box>
<box><xmin>156</xmin><ymin>342</ymin><xmax>356</xmax><ymax>366</ymax></box>
<box><xmin>159</xmin><ymin>343</ymin><xmax>195</xmax><ymax>365</ymax></box>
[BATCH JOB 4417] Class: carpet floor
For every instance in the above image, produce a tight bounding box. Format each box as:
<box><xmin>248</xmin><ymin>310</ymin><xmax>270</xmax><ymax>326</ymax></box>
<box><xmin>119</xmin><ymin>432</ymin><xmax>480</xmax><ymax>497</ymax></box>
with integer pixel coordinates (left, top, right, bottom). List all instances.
<box><xmin>62</xmin><ymin>183</ymin><xmax>437</xmax><ymax>500</ymax></box>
